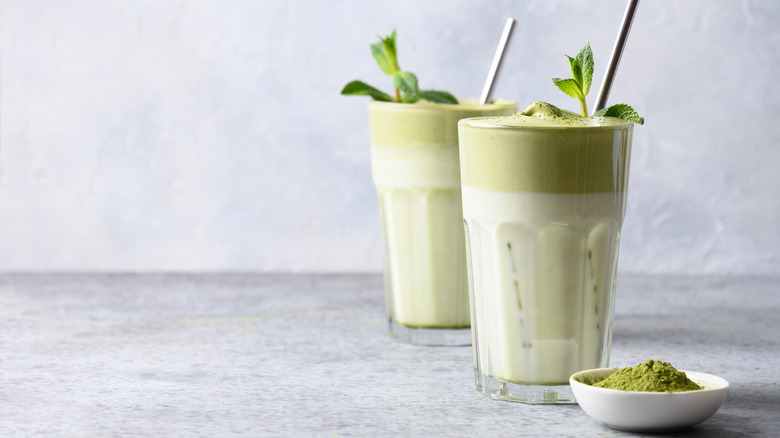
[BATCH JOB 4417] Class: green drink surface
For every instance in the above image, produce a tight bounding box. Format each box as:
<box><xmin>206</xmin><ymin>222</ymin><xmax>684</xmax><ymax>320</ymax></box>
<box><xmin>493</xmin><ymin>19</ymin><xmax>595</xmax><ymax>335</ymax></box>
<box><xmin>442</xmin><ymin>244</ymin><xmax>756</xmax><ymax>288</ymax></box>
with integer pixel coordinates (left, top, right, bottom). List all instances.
<box><xmin>369</xmin><ymin>99</ymin><xmax>517</xmax><ymax>149</ymax></box>
<box><xmin>458</xmin><ymin>111</ymin><xmax>633</xmax><ymax>194</ymax></box>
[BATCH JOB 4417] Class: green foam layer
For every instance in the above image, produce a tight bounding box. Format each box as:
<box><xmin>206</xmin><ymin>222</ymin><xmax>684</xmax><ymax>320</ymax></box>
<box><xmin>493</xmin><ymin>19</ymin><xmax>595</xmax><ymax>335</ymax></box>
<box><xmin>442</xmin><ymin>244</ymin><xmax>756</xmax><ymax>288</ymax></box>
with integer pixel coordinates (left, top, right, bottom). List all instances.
<box><xmin>369</xmin><ymin>99</ymin><xmax>518</xmax><ymax>148</ymax></box>
<box><xmin>458</xmin><ymin>113</ymin><xmax>633</xmax><ymax>194</ymax></box>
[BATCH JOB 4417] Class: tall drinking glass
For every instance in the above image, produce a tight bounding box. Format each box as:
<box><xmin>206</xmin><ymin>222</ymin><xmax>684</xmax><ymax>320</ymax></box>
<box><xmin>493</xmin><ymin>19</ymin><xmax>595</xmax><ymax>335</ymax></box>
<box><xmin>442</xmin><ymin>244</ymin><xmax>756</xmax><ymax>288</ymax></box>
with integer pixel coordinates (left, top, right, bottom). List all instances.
<box><xmin>369</xmin><ymin>99</ymin><xmax>517</xmax><ymax>346</ymax></box>
<box><xmin>458</xmin><ymin>109</ymin><xmax>633</xmax><ymax>401</ymax></box>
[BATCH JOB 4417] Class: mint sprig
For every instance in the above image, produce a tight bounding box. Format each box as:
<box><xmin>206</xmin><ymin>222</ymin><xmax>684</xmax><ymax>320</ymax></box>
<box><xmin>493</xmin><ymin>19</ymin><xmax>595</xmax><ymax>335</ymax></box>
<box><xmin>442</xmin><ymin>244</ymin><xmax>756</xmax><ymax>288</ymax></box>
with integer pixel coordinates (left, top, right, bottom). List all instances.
<box><xmin>552</xmin><ymin>43</ymin><xmax>644</xmax><ymax>124</ymax></box>
<box><xmin>553</xmin><ymin>43</ymin><xmax>594</xmax><ymax>116</ymax></box>
<box><xmin>341</xmin><ymin>30</ymin><xmax>458</xmax><ymax>104</ymax></box>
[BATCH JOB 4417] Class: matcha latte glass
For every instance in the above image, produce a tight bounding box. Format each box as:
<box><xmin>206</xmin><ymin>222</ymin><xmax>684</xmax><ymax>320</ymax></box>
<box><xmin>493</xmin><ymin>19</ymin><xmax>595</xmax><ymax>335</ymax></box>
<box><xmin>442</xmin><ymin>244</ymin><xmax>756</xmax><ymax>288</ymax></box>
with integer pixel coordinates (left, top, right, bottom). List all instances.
<box><xmin>369</xmin><ymin>99</ymin><xmax>517</xmax><ymax>346</ymax></box>
<box><xmin>458</xmin><ymin>107</ymin><xmax>633</xmax><ymax>402</ymax></box>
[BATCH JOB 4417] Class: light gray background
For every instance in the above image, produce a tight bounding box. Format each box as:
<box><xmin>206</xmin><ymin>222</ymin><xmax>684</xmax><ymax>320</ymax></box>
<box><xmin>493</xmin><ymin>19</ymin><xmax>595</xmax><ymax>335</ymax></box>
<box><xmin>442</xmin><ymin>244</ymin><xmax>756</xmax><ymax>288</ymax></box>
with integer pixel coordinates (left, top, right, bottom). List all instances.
<box><xmin>0</xmin><ymin>0</ymin><xmax>778</xmax><ymax>274</ymax></box>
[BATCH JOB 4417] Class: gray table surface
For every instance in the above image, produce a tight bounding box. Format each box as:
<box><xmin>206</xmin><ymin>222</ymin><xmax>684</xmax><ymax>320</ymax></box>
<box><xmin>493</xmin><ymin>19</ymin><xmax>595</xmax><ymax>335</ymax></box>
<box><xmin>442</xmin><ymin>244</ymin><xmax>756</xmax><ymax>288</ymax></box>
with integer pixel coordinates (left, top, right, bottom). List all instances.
<box><xmin>1</xmin><ymin>273</ymin><xmax>778</xmax><ymax>437</ymax></box>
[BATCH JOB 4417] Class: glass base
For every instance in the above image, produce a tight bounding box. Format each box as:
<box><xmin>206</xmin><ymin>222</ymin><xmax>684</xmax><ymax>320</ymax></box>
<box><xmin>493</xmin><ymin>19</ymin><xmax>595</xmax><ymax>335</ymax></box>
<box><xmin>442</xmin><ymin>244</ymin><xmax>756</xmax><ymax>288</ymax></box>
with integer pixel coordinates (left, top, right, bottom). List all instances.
<box><xmin>475</xmin><ymin>371</ymin><xmax>576</xmax><ymax>404</ymax></box>
<box><xmin>388</xmin><ymin>319</ymin><xmax>471</xmax><ymax>346</ymax></box>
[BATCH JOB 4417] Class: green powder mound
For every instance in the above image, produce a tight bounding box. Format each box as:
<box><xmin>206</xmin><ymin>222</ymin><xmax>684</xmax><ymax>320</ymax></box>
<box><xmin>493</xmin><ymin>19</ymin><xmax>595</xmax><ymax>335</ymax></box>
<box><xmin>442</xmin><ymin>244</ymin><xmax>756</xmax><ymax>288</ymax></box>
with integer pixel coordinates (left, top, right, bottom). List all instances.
<box><xmin>593</xmin><ymin>360</ymin><xmax>704</xmax><ymax>392</ymax></box>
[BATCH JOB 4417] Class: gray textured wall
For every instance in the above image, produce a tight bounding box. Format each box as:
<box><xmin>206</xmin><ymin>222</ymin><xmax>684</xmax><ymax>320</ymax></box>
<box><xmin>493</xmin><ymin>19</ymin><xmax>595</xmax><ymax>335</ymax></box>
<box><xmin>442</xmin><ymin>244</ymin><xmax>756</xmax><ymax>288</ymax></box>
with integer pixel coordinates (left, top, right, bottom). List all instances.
<box><xmin>0</xmin><ymin>0</ymin><xmax>778</xmax><ymax>274</ymax></box>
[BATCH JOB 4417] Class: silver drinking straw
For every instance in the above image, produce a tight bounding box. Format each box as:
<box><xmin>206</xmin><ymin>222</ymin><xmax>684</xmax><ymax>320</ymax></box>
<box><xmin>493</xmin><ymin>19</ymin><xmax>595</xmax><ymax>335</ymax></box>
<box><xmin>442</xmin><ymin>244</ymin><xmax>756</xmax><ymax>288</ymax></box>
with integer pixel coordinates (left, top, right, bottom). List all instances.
<box><xmin>479</xmin><ymin>17</ymin><xmax>516</xmax><ymax>105</ymax></box>
<box><xmin>594</xmin><ymin>0</ymin><xmax>640</xmax><ymax>111</ymax></box>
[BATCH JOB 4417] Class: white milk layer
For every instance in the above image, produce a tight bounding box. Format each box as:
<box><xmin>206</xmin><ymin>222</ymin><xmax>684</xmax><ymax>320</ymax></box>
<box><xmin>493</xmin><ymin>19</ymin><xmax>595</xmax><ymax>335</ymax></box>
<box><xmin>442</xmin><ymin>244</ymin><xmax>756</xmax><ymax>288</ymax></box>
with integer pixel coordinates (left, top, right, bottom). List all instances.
<box><xmin>372</xmin><ymin>145</ymin><xmax>470</xmax><ymax>328</ymax></box>
<box><xmin>462</xmin><ymin>186</ymin><xmax>624</xmax><ymax>384</ymax></box>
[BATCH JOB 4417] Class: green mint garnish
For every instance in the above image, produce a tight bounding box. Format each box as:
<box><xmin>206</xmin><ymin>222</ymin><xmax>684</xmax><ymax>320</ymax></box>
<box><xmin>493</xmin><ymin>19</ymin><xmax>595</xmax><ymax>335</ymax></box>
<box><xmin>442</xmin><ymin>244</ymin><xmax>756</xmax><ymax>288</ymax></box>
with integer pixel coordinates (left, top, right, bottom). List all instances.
<box><xmin>552</xmin><ymin>43</ymin><xmax>644</xmax><ymax>124</ymax></box>
<box><xmin>592</xmin><ymin>103</ymin><xmax>644</xmax><ymax>124</ymax></box>
<box><xmin>340</xmin><ymin>81</ymin><xmax>393</xmax><ymax>102</ymax></box>
<box><xmin>553</xmin><ymin>43</ymin><xmax>594</xmax><ymax>116</ymax></box>
<box><xmin>341</xmin><ymin>30</ymin><xmax>458</xmax><ymax>104</ymax></box>
<box><xmin>371</xmin><ymin>30</ymin><xmax>399</xmax><ymax>76</ymax></box>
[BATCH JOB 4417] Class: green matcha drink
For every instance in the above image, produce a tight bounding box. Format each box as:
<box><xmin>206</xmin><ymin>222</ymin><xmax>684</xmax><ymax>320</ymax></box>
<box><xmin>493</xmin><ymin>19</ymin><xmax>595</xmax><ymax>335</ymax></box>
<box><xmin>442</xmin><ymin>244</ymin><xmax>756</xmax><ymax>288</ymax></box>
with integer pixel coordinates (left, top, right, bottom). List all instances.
<box><xmin>458</xmin><ymin>103</ymin><xmax>633</xmax><ymax>402</ymax></box>
<box><xmin>369</xmin><ymin>99</ymin><xmax>516</xmax><ymax>345</ymax></box>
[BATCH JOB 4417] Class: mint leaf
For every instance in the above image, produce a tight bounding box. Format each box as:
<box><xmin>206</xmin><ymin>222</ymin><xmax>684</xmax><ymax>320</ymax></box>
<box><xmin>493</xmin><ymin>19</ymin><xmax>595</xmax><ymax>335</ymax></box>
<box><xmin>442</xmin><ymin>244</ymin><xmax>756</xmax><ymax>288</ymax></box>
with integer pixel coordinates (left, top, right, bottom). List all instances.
<box><xmin>340</xmin><ymin>80</ymin><xmax>394</xmax><ymax>102</ymax></box>
<box><xmin>392</xmin><ymin>71</ymin><xmax>419</xmax><ymax>96</ymax></box>
<box><xmin>576</xmin><ymin>43</ymin><xmax>594</xmax><ymax>96</ymax></box>
<box><xmin>370</xmin><ymin>43</ymin><xmax>392</xmax><ymax>75</ymax></box>
<box><xmin>417</xmin><ymin>90</ymin><xmax>458</xmax><ymax>104</ymax></box>
<box><xmin>383</xmin><ymin>30</ymin><xmax>398</xmax><ymax>69</ymax></box>
<box><xmin>552</xmin><ymin>78</ymin><xmax>584</xmax><ymax>99</ymax></box>
<box><xmin>592</xmin><ymin>103</ymin><xmax>645</xmax><ymax>124</ymax></box>
<box><xmin>371</xmin><ymin>30</ymin><xmax>399</xmax><ymax>75</ymax></box>
<box><xmin>567</xmin><ymin>55</ymin><xmax>583</xmax><ymax>91</ymax></box>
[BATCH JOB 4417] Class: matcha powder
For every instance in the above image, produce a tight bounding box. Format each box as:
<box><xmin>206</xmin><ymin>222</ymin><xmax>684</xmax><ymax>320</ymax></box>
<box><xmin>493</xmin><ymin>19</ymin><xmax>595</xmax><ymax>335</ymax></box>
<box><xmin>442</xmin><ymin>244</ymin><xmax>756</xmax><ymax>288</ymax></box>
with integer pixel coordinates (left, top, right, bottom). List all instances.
<box><xmin>593</xmin><ymin>360</ymin><xmax>703</xmax><ymax>392</ymax></box>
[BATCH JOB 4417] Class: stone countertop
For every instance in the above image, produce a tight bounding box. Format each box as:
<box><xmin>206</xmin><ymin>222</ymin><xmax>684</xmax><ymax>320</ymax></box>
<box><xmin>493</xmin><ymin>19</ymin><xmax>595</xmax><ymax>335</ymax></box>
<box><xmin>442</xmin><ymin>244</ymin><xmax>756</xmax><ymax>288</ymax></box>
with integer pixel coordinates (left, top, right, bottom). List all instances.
<box><xmin>1</xmin><ymin>273</ymin><xmax>778</xmax><ymax>437</ymax></box>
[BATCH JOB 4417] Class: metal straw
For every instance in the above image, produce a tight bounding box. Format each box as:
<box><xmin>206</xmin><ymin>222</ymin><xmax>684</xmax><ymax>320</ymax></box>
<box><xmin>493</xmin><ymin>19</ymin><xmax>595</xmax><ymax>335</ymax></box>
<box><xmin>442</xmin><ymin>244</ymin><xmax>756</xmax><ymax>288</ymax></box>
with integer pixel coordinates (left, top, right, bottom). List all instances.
<box><xmin>594</xmin><ymin>0</ymin><xmax>640</xmax><ymax>111</ymax></box>
<box><xmin>479</xmin><ymin>17</ymin><xmax>515</xmax><ymax>105</ymax></box>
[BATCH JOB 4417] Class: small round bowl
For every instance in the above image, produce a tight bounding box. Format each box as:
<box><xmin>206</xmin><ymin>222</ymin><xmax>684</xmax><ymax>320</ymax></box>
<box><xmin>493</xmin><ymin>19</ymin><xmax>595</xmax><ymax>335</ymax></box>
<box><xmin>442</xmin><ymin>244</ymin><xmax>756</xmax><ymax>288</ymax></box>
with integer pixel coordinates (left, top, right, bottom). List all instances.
<box><xmin>570</xmin><ymin>367</ymin><xmax>729</xmax><ymax>432</ymax></box>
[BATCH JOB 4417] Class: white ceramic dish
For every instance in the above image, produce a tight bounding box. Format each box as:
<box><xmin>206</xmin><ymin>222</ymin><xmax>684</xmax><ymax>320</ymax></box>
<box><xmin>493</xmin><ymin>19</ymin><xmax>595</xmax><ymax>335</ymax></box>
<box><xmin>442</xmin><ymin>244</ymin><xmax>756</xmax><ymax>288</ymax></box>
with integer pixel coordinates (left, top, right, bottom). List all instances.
<box><xmin>570</xmin><ymin>367</ymin><xmax>729</xmax><ymax>432</ymax></box>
